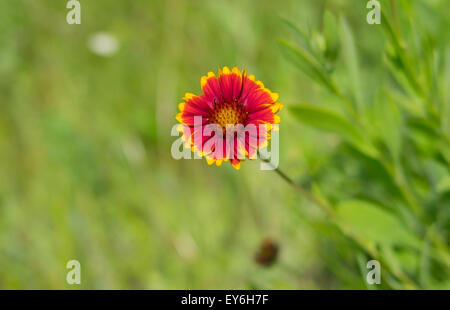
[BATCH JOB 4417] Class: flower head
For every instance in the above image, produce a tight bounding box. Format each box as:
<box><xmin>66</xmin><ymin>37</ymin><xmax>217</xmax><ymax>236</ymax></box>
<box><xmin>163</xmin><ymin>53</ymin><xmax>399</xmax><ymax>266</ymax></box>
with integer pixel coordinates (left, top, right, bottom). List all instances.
<box><xmin>176</xmin><ymin>66</ymin><xmax>283</xmax><ymax>170</ymax></box>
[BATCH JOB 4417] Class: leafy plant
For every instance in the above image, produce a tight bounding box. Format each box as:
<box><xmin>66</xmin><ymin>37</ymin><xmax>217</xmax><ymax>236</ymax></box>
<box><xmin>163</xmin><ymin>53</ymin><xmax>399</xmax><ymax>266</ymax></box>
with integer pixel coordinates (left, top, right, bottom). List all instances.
<box><xmin>280</xmin><ymin>0</ymin><xmax>450</xmax><ymax>289</ymax></box>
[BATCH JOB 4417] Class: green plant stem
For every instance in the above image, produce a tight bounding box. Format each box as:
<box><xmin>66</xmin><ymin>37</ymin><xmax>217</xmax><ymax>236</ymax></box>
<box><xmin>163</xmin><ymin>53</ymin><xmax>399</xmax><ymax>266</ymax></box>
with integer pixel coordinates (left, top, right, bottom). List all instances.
<box><xmin>390</xmin><ymin>0</ymin><xmax>401</xmax><ymax>38</ymax></box>
<box><xmin>260</xmin><ymin>158</ymin><xmax>333</xmax><ymax>215</ymax></box>
<box><xmin>261</xmin><ymin>157</ymin><xmax>420</xmax><ymax>288</ymax></box>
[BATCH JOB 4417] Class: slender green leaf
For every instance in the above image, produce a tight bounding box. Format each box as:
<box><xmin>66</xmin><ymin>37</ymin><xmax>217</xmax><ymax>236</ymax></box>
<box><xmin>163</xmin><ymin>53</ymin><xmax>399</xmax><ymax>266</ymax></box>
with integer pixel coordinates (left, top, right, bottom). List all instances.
<box><xmin>323</xmin><ymin>11</ymin><xmax>339</xmax><ymax>64</ymax></box>
<box><xmin>437</xmin><ymin>175</ymin><xmax>450</xmax><ymax>193</ymax></box>
<box><xmin>374</xmin><ymin>89</ymin><xmax>403</xmax><ymax>163</ymax></box>
<box><xmin>336</xmin><ymin>200</ymin><xmax>421</xmax><ymax>250</ymax></box>
<box><xmin>289</xmin><ymin>104</ymin><xmax>379</xmax><ymax>158</ymax></box>
<box><xmin>279</xmin><ymin>40</ymin><xmax>337</xmax><ymax>94</ymax></box>
<box><xmin>339</xmin><ymin>16</ymin><xmax>362</xmax><ymax>109</ymax></box>
<box><xmin>381</xmin><ymin>8</ymin><xmax>423</xmax><ymax>96</ymax></box>
<box><xmin>280</xmin><ymin>16</ymin><xmax>315</xmax><ymax>56</ymax></box>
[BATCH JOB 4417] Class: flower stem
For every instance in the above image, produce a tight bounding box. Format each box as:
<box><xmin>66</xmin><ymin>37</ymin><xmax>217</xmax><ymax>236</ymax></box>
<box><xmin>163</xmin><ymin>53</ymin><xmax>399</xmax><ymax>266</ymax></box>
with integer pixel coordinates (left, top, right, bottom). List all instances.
<box><xmin>260</xmin><ymin>158</ymin><xmax>333</xmax><ymax>215</ymax></box>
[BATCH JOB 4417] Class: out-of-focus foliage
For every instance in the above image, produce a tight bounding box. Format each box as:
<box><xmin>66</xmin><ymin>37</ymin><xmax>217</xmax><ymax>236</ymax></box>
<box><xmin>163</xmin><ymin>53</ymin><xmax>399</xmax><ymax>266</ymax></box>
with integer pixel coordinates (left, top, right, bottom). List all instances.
<box><xmin>282</xmin><ymin>0</ymin><xmax>450</xmax><ymax>289</ymax></box>
<box><xmin>0</xmin><ymin>0</ymin><xmax>448</xmax><ymax>289</ymax></box>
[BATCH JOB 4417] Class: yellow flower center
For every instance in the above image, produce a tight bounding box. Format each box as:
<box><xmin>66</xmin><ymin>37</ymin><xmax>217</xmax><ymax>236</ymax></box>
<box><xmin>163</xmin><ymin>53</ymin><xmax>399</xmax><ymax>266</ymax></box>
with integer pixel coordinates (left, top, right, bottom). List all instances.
<box><xmin>210</xmin><ymin>102</ymin><xmax>247</xmax><ymax>132</ymax></box>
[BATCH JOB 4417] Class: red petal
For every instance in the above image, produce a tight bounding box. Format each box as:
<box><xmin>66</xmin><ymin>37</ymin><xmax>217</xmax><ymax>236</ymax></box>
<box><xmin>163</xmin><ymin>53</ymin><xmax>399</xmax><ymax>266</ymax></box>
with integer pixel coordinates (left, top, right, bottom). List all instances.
<box><xmin>218</xmin><ymin>67</ymin><xmax>242</xmax><ymax>103</ymax></box>
<box><xmin>201</xmin><ymin>73</ymin><xmax>220</xmax><ymax>107</ymax></box>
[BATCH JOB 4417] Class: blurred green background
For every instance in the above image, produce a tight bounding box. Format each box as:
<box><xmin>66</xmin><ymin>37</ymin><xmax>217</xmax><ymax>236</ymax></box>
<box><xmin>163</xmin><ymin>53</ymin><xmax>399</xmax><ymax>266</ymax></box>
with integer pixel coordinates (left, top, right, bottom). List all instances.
<box><xmin>0</xmin><ymin>0</ymin><xmax>449</xmax><ymax>289</ymax></box>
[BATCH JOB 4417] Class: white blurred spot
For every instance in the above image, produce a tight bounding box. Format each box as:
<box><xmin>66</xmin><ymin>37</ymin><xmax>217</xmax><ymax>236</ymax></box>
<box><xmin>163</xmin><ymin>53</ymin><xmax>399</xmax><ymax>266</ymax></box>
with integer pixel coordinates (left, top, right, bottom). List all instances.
<box><xmin>173</xmin><ymin>233</ymin><xmax>198</xmax><ymax>262</ymax></box>
<box><xmin>122</xmin><ymin>136</ymin><xmax>146</xmax><ymax>165</ymax></box>
<box><xmin>87</xmin><ymin>32</ymin><xmax>119</xmax><ymax>57</ymax></box>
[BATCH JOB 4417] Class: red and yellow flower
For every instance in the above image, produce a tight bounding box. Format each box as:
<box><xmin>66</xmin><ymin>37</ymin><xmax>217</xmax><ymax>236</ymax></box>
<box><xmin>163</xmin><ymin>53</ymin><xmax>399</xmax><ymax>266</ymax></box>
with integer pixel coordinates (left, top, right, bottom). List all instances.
<box><xmin>175</xmin><ymin>66</ymin><xmax>282</xmax><ymax>170</ymax></box>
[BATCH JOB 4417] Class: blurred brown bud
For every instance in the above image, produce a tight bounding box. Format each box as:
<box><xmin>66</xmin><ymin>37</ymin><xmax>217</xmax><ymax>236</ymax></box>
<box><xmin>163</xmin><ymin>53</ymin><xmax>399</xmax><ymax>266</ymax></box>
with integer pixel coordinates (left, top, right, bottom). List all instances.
<box><xmin>254</xmin><ymin>237</ymin><xmax>279</xmax><ymax>267</ymax></box>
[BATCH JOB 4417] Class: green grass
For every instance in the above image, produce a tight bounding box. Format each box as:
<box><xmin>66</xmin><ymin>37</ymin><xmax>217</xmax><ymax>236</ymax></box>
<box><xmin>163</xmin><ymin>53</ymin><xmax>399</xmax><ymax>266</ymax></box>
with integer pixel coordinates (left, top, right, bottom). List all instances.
<box><xmin>0</xmin><ymin>0</ymin><xmax>449</xmax><ymax>289</ymax></box>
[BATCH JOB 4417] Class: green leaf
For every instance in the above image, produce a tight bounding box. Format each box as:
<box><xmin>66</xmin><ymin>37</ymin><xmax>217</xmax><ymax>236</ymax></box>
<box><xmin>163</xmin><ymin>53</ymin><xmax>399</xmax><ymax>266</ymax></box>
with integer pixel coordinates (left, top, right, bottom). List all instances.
<box><xmin>336</xmin><ymin>199</ymin><xmax>421</xmax><ymax>250</ymax></box>
<box><xmin>380</xmin><ymin>8</ymin><xmax>423</xmax><ymax>96</ymax></box>
<box><xmin>323</xmin><ymin>11</ymin><xmax>339</xmax><ymax>63</ymax></box>
<box><xmin>289</xmin><ymin>104</ymin><xmax>379</xmax><ymax>158</ymax></box>
<box><xmin>374</xmin><ymin>89</ymin><xmax>403</xmax><ymax>163</ymax></box>
<box><xmin>437</xmin><ymin>175</ymin><xmax>450</xmax><ymax>193</ymax></box>
<box><xmin>278</xmin><ymin>40</ymin><xmax>337</xmax><ymax>94</ymax></box>
<box><xmin>339</xmin><ymin>16</ymin><xmax>362</xmax><ymax>108</ymax></box>
<box><xmin>280</xmin><ymin>16</ymin><xmax>315</xmax><ymax>56</ymax></box>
